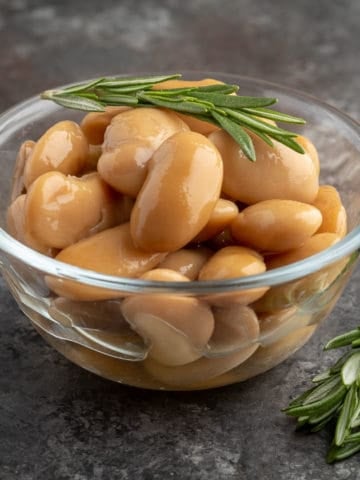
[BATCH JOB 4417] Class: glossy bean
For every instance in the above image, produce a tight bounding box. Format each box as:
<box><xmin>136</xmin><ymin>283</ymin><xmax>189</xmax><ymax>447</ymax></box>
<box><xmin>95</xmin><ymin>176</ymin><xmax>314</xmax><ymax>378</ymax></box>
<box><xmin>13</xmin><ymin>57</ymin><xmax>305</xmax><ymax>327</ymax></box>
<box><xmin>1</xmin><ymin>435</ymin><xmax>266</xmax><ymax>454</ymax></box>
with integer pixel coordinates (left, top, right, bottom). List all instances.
<box><xmin>24</xmin><ymin>171</ymin><xmax>124</xmax><ymax>249</ymax></box>
<box><xmin>48</xmin><ymin>223</ymin><xmax>167</xmax><ymax>301</ymax></box>
<box><xmin>231</xmin><ymin>200</ymin><xmax>323</xmax><ymax>253</ymax></box>
<box><xmin>6</xmin><ymin>194</ymin><xmax>56</xmax><ymax>256</ymax></box>
<box><xmin>295</xmin><ymin>135</ymin><xmax>320</xmax><ymax>174</ymax></box>
<box><xmin>194</xmin><ymin>198</ymin><xmax>239</xmax><ymax>243</ymax></box>
<box><xmin>122</xmin><ymin>269</ymin><xmax>214</xmax><ymax>366</ymax></box>
<box><xmin>24</xmin><ymin>121</ymin><xmax>88</xmax><ymax>188</ymax></box>
<box><xmin>80</xmin><ymin>106</ymin><xmax>132</xmax><ymax>145</ymax></box>
<box><xmin>312</xmin><ymin>185</ymin><xmax>347</xmax><ymax>237</ymax></box>
<box><xmin>152</xmin><ymin>78</ymin><xmax>222</xmax><ymax>135</ymax></box>
<box><xmin>198</xmin><ymin>246</ymin><xmax>268</xmax><ymax>305</ymax></box>
<box><xmin>144</xmin><ymin>341</ymin><xmax>259</xmax><ymax>387</ymax></box>
<box><xmin>11</xmin><ymin>140</ymin><xmax>35</xmax><ymax>201</ymax></box>
<box><xmin>98</xmin><ymin>108</ymin><xmax>189</xmax><ymax>197</ymax></box>
<box><xmin>209</xmin><ymin>129</ymin><xmax>319</xmax><ymax>204</ymax></box>
<box><xmin>209</xmin><ymin>304</ymin><xmax>259</xmax><ymax>356</ymax></box>
<box><xmin>131</xmin><ymin>131</ymin><xmax>223</xmax><ymax>252</ymax></box>
<box><xmin>158</xmin><ymin>247</ymin><xmax>213</xmax><ymax>280</ymax></box>
<box><xmin>254</xmin><ymin>234</ymin><xmax>344</xmax><ymax>312</ymax></box>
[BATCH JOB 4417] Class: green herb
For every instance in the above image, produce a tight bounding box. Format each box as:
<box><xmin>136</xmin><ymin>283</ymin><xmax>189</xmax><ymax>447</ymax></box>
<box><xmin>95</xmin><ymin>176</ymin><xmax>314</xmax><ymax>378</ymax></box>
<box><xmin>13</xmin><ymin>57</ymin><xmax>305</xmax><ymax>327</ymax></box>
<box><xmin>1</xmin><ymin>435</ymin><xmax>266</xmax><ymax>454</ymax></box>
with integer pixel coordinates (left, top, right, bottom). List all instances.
<box><xmin>40</xmin><ymin>73</ymin><xmax>306</xmax><ymax>162</ymax></box>
<box><xmin>283</xmin><ymin>327</ymin><xmax>360</xmax><ymax>463</ymax></box>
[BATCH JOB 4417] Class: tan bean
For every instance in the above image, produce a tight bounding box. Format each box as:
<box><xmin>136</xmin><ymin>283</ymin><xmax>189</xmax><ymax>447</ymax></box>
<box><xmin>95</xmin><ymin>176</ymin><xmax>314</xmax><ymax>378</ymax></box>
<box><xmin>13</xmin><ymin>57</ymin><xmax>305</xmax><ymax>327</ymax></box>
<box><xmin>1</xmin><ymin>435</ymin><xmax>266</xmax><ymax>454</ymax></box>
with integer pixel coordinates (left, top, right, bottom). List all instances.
<box><xmin>254</xmin><ymin>233</ymin><xmax>344</xmax><ymax>312</ymax></box>
<box><xmin>131</xmin><ymin>131</ymin><xmax>223</xmax><ymax>252</ymax></box>
<box><xmin>24</xmin><ymin>171</ymin><xmax>123</xmax><ymax>249</ymax></box>
<box><xmin>48</xmin><ymin>223</ymin><xmax>167</xmax><ymax>301</ymax></box>
<box><xmin>258</xmin><ymin>307</ymin><xmax>312</xmax><ymax>345</ymax></box>
<box><xmin>144</xmin><ymin>341</ymin><xmax>259</xmax><ymax>387</ymax></box>
<box><xmin>209</xmin><ymin>304</ymin><xmax>259</xmax><ymax>355</ymax></box>
<box><xmin>80</xmin><ymin>106</ymin><xmax>132</xmax><ymax>145</ymax></box>
<box><xmin>312</xmin><ymin>185</ymin><xmax>347</xmax><ymax>237</ymax></box>
<box><xmin>198</xmin><ymin>246</ymin><xmax>269</xmax><ymax>305</ymax></box>
<box><xmin>295</xmin><ymin>135</ymin><xmax>320</xmax><ymax>174</ymax></box>
<box><xmin>152</xmin><ymin>78</ymin><xmax>222</xmax><ymax>135</ymax></box>
<box><xmin>24</xmin><ymin>121</ymin><xmax>88</xmax><ymax>188</ymax></box>
<box><xmin>122</xmin><ymin>269</ymin><xmax>214</xmax><ymax>366</ymax></box>
<box><xmin>98</xmin><ymin>108</ymin><xmax>189</xmax><ymax>197</ymax></box>
<box><xmin>11</xmin><ymin>140</ymin><xmax>35</xmax><ymax>201</ymax></box>
<box><xmin>158</xmin><ymin>247</ymin><xmax>213</xmax><ymax>280</ymax></box>
<box><xmin>6</xmin><ymin>194</ymin><xmax>56</xmax><ymax>256</ymax></box>
<box><xmin>193</xmin><ymin>199</ymin><xmax>239</xmax><ymax>243</ymax></box>
<box><xmin>98</xmin><ymin>142</ymin><xmax>151</xmax><ymax>197</ymax></box>
<box><xmin>209</xmin><ymin>129</ymin><xmax>319</xmax><ymax>204</ymax></box>
<box><xmin>266</xmin><ymin>233</ymin><xmax>341</xmax><ymax>270</ymax></box>
<box><xmin>231</xmin><ymin>200</ymin><xmax>323</xmax><ymax>253</ymax></box>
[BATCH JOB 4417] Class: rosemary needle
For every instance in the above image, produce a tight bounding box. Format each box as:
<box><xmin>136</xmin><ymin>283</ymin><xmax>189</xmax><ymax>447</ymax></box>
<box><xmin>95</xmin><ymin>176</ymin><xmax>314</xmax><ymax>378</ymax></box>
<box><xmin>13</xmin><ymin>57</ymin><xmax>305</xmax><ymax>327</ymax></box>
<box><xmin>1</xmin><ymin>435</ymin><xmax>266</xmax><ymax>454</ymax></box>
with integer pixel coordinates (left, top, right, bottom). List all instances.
<box><xmin>40</xmin><ymin>73</ymin><xmax>306</xmax><ymax>161</ymax></box>
<box><xmin>284</xmin><ymin>327</ymin><xmax>360</xmax><ymax>463</ymax></box>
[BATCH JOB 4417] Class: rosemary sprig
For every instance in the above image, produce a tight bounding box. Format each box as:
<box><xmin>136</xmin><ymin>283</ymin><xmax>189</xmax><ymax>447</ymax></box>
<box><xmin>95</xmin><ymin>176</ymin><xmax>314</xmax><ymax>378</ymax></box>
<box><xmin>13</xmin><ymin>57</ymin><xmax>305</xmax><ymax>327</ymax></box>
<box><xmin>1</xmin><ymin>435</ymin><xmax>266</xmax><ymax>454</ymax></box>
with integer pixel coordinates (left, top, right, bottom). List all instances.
<box><xmin>283</xmin><ymin>327</ymin><xmax>360</xmax><ymax>463</ymax></box>
<box><xmin>40</xmin><ymin>73</ymin><xmax>306</xmax><ymax>161</ymax></box>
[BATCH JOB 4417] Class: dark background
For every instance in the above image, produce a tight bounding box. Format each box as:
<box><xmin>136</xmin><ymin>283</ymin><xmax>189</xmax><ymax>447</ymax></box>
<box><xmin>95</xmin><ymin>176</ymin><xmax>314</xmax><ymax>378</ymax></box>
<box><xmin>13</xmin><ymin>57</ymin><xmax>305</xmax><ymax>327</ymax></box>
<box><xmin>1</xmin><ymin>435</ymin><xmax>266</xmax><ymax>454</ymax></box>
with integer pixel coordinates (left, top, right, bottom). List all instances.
<box><xmin>0</xmin><ymin>1</ymin><xmax>359</xmax><ymax>479</ymax></box>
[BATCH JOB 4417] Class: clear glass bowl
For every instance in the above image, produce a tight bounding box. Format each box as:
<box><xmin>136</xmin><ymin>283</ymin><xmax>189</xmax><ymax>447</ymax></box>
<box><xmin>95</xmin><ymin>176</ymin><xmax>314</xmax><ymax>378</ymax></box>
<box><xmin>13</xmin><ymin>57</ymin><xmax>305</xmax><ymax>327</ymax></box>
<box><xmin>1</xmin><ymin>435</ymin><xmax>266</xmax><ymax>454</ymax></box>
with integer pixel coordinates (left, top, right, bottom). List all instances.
<box><xmin>0</xmin><ymin>73</ymin><xmax>359</xmax><ymax>390</ymax></box>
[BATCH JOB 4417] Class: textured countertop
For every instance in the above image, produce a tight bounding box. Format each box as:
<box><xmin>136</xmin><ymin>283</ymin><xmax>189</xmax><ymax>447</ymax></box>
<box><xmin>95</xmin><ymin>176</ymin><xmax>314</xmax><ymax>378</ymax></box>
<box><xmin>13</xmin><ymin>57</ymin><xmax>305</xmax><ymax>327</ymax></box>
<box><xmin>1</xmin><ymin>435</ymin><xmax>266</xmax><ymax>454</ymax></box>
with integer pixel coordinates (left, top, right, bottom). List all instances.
<box><xmin>0</xmin><ymin>1</ymin><xmax>359</xmax><ymax>479</ymax></box>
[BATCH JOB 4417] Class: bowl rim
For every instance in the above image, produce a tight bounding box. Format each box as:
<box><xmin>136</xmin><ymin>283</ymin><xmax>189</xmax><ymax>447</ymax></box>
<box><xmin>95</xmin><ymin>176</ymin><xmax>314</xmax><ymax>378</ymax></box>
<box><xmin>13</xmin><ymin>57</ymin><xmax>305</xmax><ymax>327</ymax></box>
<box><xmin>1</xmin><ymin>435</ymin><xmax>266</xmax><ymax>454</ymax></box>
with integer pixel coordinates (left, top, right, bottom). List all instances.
<box><xmin>0</xmin><ymin>72</ymin><xmax>360</xmax><ymax>295</ymax></box>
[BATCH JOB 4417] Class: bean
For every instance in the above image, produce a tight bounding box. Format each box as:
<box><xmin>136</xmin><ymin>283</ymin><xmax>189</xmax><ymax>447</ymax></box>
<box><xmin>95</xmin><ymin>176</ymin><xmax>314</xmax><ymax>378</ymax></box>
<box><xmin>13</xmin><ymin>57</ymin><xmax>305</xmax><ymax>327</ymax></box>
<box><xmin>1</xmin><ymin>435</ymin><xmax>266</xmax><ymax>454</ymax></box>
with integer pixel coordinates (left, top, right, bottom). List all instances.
<box><xmin>194</xmin><ymin>198</ymin><xmax>239</xmax><ymax>243</ymax></box>
<box><xmin>296</xmin><ymin>135</ymin><xmax>320</xmax><ymax>174</ymax></box>
<box><xmin>231</xmin><ymin>199</ymin><xmax>323</xmax><ymax>252</ymax></box>
<box><xmin>312</xmin><ymin>185</ymin><xmax>347</xmax><ymax>237</ymax></box>
<box><xmin>122</xmin><ymin>269</ymin><xmax>214</xmax><ymax>366</ymax></box>
<box><xmin>131</xmin><ymin>131</ymin><xmax>223</xmax><ymax>252</ymax></box>
<box><xmin>258</xmin><ymin>307</ymin><xmax>312</xmax><ymax>345</ymax></box>
<box><xmin>158</xmin><ymin>247</ymin><xmax>213</xmax><ymax>280</ymax></box>
<box><xmin>144</xmin><ymin>341</ymin><xmax>259</xmax><ymax>387</ymax></box>
<box><xmin>24</xmin><ymin>121</ymin><xmax>88</xmax><ymax>188</ymax></box>
<box><xmin>48</xmin><ymin>223</ymin><xmax>167</xmax><ymax>301</ymax></box>
<box><xmin>6</xmin><ymin>194</ymin><xmax>56</xmax><ymax>256</ymax></box>
<box><xmin>254</xmin><ymin>233</ymin><xmax>345</xmax><ymax>312</ymax></box>
<box><xmin>24</xmin><ymin>171</ymin><xmax>125</xmax><ymax>249</ymax></box>
<box><xmin>152</xmin><ymin>78</ymin><xmax>222</xmax><ymax>135</ymax></box>
<box><xmin>209</xmin><ymin>304</ymin><xmax>259</xmax><ymax>356</ymax></box>
<box><xmin>80</xmin><ymin>106</ymin><xmax>132</xmax><ymax>145</ymax></box>
<box><xmin>98</xmin><ymin>108</ymin><xmax>189</xmax><ymax>197</ymax></box>
<box><xmin>198</xmin><ymin>246</ymin><xmax>268</xmax><ymax>305</ymax></box>
<box><xmin>266</xmin><ymin>232</ymin><xmax>341</xmax><ymax>270</ymax></box>
<box><xmin>209</xmin><ymin>129</ymin><xmax>319</xmax><ymax>204</ymax></box>
<box><xmin>11</xmin><ymin>140</ymin><xmax>35</xmax><ymax>201</ymax></box>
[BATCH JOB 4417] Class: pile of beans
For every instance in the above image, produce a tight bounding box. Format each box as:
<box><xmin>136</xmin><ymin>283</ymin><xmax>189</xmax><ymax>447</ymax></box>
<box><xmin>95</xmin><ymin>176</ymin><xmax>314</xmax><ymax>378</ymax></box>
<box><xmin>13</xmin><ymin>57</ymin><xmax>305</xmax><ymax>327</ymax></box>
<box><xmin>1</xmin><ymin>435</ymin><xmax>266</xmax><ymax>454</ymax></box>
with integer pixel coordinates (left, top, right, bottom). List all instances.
<box><xmin>7</xmin><ymin>79</ymin><xmax>348</xmax><ymax>389</ymax></box>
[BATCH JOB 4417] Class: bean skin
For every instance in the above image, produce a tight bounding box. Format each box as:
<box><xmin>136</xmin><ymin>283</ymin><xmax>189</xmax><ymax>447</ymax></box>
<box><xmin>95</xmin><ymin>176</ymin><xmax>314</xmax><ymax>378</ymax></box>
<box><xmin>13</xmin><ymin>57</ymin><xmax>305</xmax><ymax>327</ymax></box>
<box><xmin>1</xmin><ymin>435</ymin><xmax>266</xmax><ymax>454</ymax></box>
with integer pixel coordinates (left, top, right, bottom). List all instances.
<box><xmin>312</xmin><ymin>185</ymin><xmax>347</xmax><ymax>237</ymax></box>
<box><xmin>24</xmin><ymin>121</ymin><xmax>88</xmax><ymax>188</ymax></box>
<box><xmin>131</xmin><ymin>131</ymin><xmax>223</xmax><ymax>252</ymax></box>
<box><xmin>122</xmin><ymin>269</ymin><xmax>215</xmax><ymax>366</ymax></box>
<box><xmin>98</xmin><ymin>108</ymin><xmax>189</xmax><ymax>197</ymax></box>
<box><xmin>209</xmin><ymin>129</ymin><xmax>319</xmax><ymax>204</ymax></box>
<box><xmin>231</xmin><ymin>199</ymin><xmax>323</xmax><ymax>253</ymax></box>
<box><xmin>24</xmin><ymin>171</ymin><xmax>125</xmax><ymax>249</ymax></box>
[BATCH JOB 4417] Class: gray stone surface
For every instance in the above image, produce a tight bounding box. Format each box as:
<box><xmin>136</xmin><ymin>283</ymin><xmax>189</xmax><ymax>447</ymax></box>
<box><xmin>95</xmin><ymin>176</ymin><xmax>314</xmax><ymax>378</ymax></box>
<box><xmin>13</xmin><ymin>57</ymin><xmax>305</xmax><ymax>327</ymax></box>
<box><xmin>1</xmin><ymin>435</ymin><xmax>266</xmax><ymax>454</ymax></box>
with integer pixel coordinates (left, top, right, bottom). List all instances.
<box><xmin>0</xmin><ymin>1</ymin><xmax>359</xmax><ymax>478</ymax></box>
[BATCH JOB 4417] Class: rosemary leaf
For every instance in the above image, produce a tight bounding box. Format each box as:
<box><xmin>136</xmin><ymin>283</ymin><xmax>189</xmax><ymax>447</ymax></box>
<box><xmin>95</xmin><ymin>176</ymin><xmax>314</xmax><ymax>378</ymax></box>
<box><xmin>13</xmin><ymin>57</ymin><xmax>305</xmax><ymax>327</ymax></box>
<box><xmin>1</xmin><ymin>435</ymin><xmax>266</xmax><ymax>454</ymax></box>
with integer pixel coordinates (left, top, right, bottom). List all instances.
<box><xmin>335</xmin><ymin>385</ymin><xmax>357</xmax><ymax>445</ymax></box>
<box><xmin>242</xmin><ymin>107</ymin><xmax>306</xmax><ymax>124</ymax></box>
<box><xmin>40</xmin><ymin>73</ymin><xmax>307</xmax><ymax>160</ymax></box>
<box><xmin>190</xmin><ymin>92</ymin><xmax>277</xmax><ymax>108</ymax></box>
<box><xmin>325</xmin><ymin>329</ymin><xmax>360</xmax><ymax>350</ymax></box>
<box><xmin>98</xmin><ymin>73</ymin><xmax>181</xmax><ymax>88</ymax></box>
<box><xmin>211</xmin><ymin>111</ymin><xmax>255</xmax><ymax>161</ymax></box>
<box><xmin>223</xmin><ymin>108</ymin><xmax>299</xmax><ymax>138</ymax></box>
<box><xmin>41</xmin><ymin>93</ymin><xmax>105</xmax><ymax>112</ymax></box>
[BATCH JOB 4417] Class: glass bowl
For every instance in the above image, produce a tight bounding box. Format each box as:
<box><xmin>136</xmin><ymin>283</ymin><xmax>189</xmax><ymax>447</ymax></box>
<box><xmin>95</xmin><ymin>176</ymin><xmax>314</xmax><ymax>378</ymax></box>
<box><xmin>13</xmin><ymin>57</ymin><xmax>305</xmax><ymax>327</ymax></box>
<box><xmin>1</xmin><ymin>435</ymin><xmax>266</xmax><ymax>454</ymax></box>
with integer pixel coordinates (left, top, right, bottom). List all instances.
<box><xmin>0</xmin><ymin>73</ymin><xmax>359</xmax><ymax>391</ymax></box>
